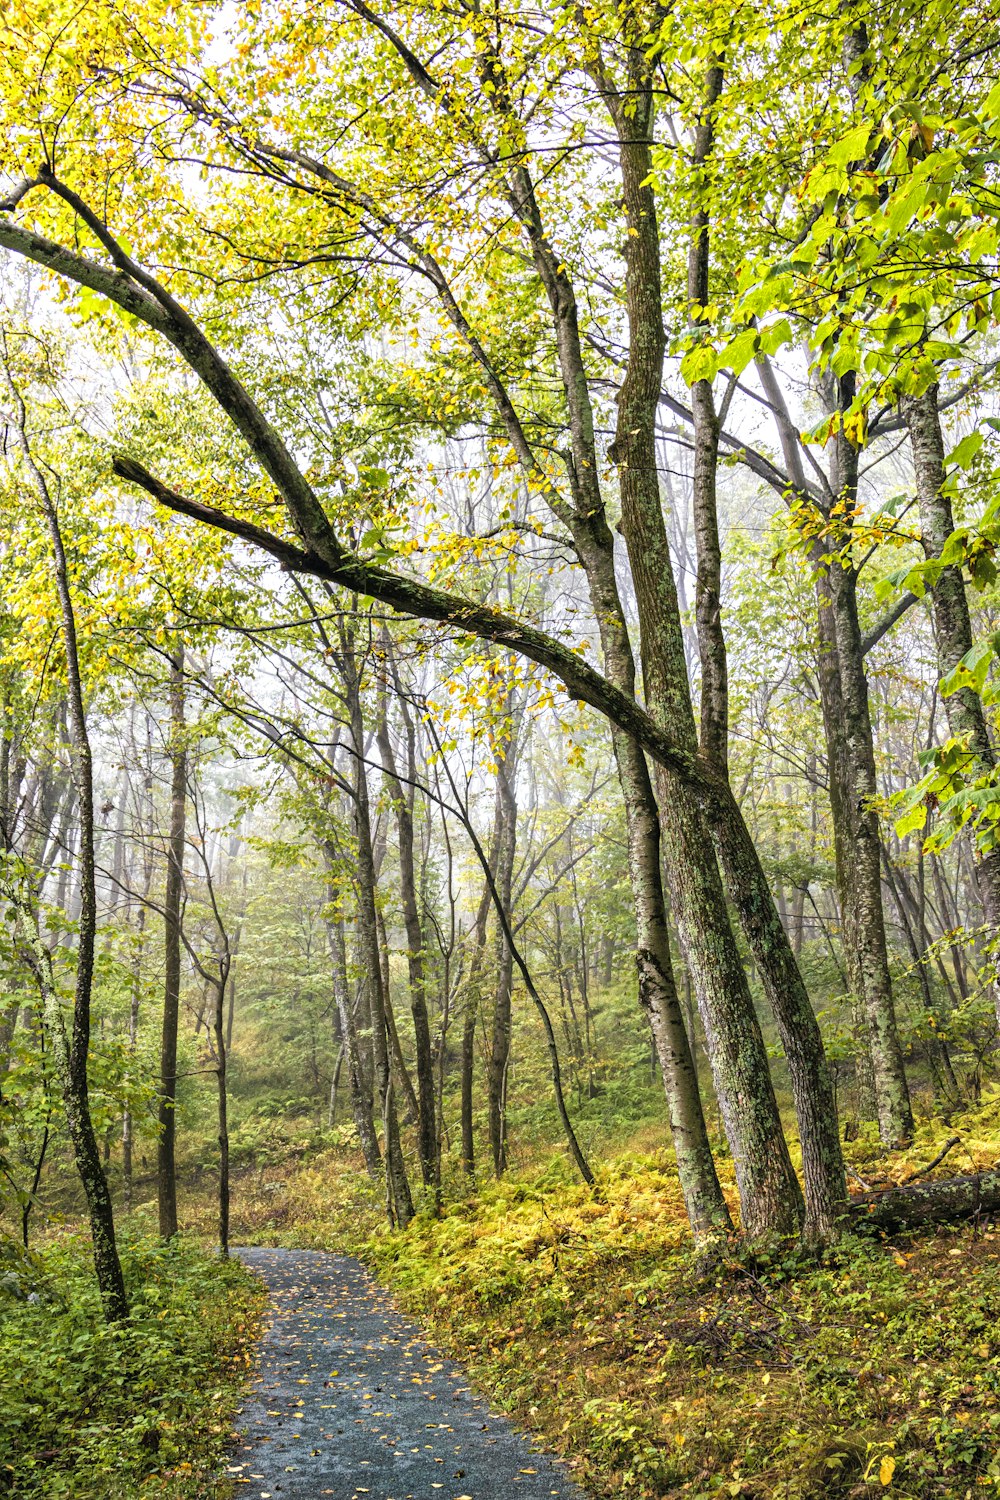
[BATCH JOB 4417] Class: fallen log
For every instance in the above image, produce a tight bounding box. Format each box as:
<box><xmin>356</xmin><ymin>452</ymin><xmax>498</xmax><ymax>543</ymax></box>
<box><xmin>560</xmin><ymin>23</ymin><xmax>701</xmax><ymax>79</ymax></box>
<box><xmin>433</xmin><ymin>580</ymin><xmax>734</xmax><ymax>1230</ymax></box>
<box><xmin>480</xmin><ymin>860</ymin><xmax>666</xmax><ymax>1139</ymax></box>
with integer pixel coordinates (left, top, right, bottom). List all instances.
<box><xmin>849</xmin><ymin>1166</ymin><xmax>1000</xmax><ymax>1234</ymax></box>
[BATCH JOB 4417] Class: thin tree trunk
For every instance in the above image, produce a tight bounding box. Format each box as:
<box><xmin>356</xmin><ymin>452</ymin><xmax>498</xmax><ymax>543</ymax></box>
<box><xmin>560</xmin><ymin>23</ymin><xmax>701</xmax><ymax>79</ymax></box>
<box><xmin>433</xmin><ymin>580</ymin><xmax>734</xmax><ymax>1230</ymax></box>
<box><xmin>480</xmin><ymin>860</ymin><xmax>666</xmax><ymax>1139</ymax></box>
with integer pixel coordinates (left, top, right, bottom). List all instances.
<box><xmin>813</xmin><ymin>575</ymin><xmax>878</xmax><ymax>1121</ymax></box>
<box><xmin>122</xmin><ymin>898</ymin><xmax>145</xmax><ymax>1210</ymax></box>
<box><xmin>461</xmin><ymin>829</ymin><xmax>497</xmax><ymax>1178</ymax></box>
<box><xmin>326</xmin><ymin>891</ymin><xmax>381</xmax><ymax>1176</ymax></box>
<box><xmin>341</xmin><ymin>624</ymin><xmax>413</xmax><ymax>1226</ymax></box>
<box><xmin>123</xmin><ymin>717</ymin><xmax>154</xmax><ymax>1211</ymax></box>
<box><xmin>825</xmin><ymin>526</ymin><xmax>913</xmax><ymax>1143</ymax></box>
<box><xmin>431</xmin><ymin>721</ymin><xmax>594</xmax><ymax>1185</ymax></box>
<box><xmin>377</xmin><ymin>692</ymin><xmax>438</xmax><ymax>1193</ymax></box>
<box><xmin>488</xmin><ymin>714</ymin><xmax>517</xmax><ymax>1178</ymax></box>
<box><xmin>375</xmin><ymin>905</ymin><xmax>420</xmax><ymax>1124</ymax></box>
<box><xmin>6</xmin><ymin>373</ymin><xmax>128</xmax><ymax>1320</ymax></box>
<box><xmin>159</xmin><ymin>646</ymin><xmax>186</xmax><ymax>1240</ymax></box>
<box><xmin>880</xmin><ymin>844</ymin><xmax>961</xmax><ymax>1103</ymax></box>
<box><xmin>795</xmin><ymin>122</ymin><xmax>911</xmax><ymax>1143</ymax></box>
<box><xmin>754</xmin><ymin>348</ymin><xmax>906</xmax><ymax>1147</ymax></box>
<box><xmin>212</xmin><ymin>975</ymin><xmax>229</xmax><ymax>1257</ymax></box>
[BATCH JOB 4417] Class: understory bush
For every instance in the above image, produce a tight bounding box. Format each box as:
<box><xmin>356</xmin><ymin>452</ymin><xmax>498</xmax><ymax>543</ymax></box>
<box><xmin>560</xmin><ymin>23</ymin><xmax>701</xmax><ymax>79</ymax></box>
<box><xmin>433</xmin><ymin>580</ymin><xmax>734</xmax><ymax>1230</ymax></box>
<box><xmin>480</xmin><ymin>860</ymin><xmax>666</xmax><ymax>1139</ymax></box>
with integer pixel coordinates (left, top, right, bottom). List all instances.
<box><xmin>359</xmin><ymin>1124</ymin><xmax>1000</xmax><ymax>1499</ymax></box>
<box><xmin>0</xmin><ymin>1233</ymin><xmax>264</xmax><ymax>1499</ymax></box>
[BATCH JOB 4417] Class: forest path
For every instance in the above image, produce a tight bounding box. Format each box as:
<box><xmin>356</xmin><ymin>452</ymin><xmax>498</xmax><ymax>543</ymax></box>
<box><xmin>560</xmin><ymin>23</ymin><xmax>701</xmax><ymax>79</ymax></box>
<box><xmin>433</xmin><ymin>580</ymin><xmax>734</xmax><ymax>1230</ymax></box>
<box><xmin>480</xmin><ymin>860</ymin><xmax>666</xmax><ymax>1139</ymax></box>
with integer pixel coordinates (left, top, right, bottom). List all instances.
<box><xmin>230</xmin><ymin>1247</ymin><xmax>587</xmax><ymax>1500</ymax></box>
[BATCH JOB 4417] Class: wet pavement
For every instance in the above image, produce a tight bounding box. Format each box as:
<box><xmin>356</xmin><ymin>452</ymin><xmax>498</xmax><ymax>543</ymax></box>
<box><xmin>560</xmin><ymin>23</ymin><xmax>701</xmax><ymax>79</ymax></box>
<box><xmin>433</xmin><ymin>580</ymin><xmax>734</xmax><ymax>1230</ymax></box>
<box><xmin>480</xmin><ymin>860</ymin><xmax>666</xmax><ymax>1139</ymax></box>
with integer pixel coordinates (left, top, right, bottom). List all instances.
<box><xmin>229</xmin><ymin>1247</ymin><xmax>587</xmax><ymax>1500</ymax></box>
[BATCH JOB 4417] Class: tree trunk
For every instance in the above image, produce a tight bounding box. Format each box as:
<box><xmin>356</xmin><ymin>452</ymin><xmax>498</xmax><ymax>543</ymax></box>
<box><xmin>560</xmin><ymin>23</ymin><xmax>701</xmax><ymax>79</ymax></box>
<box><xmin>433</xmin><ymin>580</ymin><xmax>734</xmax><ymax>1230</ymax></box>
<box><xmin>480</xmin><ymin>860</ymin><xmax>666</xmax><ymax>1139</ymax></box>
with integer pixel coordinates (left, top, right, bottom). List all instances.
<box><xmin>600</xmin><ymin>52</ymin><xmax>801</xmax><ymax>1240</ymax></box>
<box><xmin>122</xmin><ymin>897</ymin><xmax>145</xmax><ymax>1210</ymax></box>
<box><xmin>341</xmin><ymin>624</ymin><xmax>414</xmax><ymax>1226</ymax></box>
<box><xmin>812</xmin><ymin>573</ymin><xmax>878</xmax><ymax>1121</ymax></box>
<box><xmin>619</xmin><ymin>729</ymin><xmax>732</xmax><ymax>1240</ymax></box>
<box><xmin>851</xmin><ymin>1168</ymin><xmax>1000</xmax><ymax>1233</ymax></box>
<box><xmin>826</xmin><ymin>538</ymin><xmax>913</xmax><ymax>1144</ymax></box>
<box><xmin>905</xmin><ymin>385</ymin><xmax>1000</xmax><ymax>1029</ymax></box>
<box><xmin>123</xmin><ymin>721</ymin><xmax>154</xmax><ymax>1212</ymax></box>
<box><xmin>377</xmin><ymin>694</ymin><xmax>438</xmax><ymax>1195</ymax></box>
<box><xmin>375</xmin><ymin>905</ymin><xmax>420</xmax><ymax>1125</ymax></box>
<box><xmin>677</xmin><ymin>59</ymin><xmax>845</xmax><ymax>1242</ymax></box>
<box><xmin>327</xmin><ymin>892</ymin><xmax>381</xmax><ymax>1176</ymax></box>
<box><xmin>488</xmin><ymin>712</ymin><xmax>518</xmax><ymax>1178</ymax></box>
<box><xmin>461</xmin><ymin>864</ymin><xmax>495</xmax><ymax>1179</ymax></box>
<box><xmin>212</xmin><ymin>974</ymin><xmax>230</xmax><ymax>1257</ymax></box>
<box><xmin>159</xmin><ymin>646</ymin><xmax>186</xmax><ymax>1240</ymax></box>
<box><xmin>705</xmin><ymin>783</ymin><xmax>847</xmax><ymax>1243</ymax></box>
<box><xmin>9</xmin><ymin>386</ymin><xmax>128</xmax><ymax>1320</ymax></box>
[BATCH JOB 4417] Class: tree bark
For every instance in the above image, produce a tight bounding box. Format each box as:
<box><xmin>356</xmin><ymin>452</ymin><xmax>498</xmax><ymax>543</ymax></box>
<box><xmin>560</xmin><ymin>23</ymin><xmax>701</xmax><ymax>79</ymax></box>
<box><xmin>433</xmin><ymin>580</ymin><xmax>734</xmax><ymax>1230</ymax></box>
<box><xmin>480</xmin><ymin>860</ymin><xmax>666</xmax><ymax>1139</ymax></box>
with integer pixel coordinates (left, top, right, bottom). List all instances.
<box><xmin>159</xmin><ymin>646</ymin><xmax>186</xmax><ymax>1240</ymax></box>
<box><xmin>122</xmin><ymin>896</ymin><xmax>145</xmax><ymax>1210</ymax></box>
<box><xmin>326</xmin><ymin>888</ymin><xmax>381</xmax><ymax>1176</ymax></box>
<box><xmin>686</xmin><ymin>58</ymin><xmax>730</xmax><ymax>774</ymax></box>
<box><xmin>812</xmin><ymin>579</ymin><xmax>878</xmax><ymax>1121</ymax></box>
<box><xmin>341</xmin><ymin>624</ymin><xmax>414</xmax><ymax>1226</ymax></box>
<box><xmin>377</xmin><ymin>692</ymin><xmax>438</xmax><ymax>1195</ymax></box>
<box><xmin>212</xmin><ymin>972</ymin><xmax>230</xmax><ymax>1257</ymax></box>
<box><xmin>375</xmin><ymin>904</ymin><xmax>420</xmax><ymax>1124</ymax></box>
<box><xmin>600</xmin><ymin>50</ymin><xmax>801</xmax><ymax>1239</ymax></box>
<box><xmin>680</xmin><ymin>58</ymin><xmax>846</xmax><ymax>1242</ymax></box>
<box><xmin>851</xmin><ymin>1168</ymin><xmax>1000</xmax><ymax>1233</ymax></box>
<box><xmin>487</xmin><ymin>711</ymin><xmax>518</xmax><ymax>1178</ymax></box>
<box><xmin>6</xmin><ymin>374</ymin><xmax>128</xmax><ymax>1320</ymax></box>
<box><xmin>461</xmin><ymin>800</ymin><xmax>501</xmax><ymax>1178</ymax></box>
<box><xmin>124</xmin><ymin>721</ymin><xmax>154</xmax><ymax>1212</ymax></box>
<box><xmin>905</xmin><ymin>385</ymin><xmax>1000</xmax><ymax>1029</ymax></box>
<box><xmin>826</xmin><ymin>541</ymin><xmax>913</xmax><ymax>1144</ymax></box>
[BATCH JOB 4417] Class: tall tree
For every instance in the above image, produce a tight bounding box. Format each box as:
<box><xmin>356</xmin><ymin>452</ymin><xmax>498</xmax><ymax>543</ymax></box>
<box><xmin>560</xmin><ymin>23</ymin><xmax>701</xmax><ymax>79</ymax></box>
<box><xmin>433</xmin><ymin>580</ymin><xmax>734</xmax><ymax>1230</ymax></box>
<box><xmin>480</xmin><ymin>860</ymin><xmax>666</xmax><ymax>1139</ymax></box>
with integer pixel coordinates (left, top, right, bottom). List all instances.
<box><xmin>2</xmin><ymin>353</ymin><xmax>128</xmax><ymax>1321</ymax></box>
<box><xmin>159</xmin><ymin>645</ymin><xmax>186</xmax><ymax>1241</ymax></box>
<box><xmin>376</xmin><ymin>661</ymin><xmax>439</xmax><ymax>1197</ymax></box>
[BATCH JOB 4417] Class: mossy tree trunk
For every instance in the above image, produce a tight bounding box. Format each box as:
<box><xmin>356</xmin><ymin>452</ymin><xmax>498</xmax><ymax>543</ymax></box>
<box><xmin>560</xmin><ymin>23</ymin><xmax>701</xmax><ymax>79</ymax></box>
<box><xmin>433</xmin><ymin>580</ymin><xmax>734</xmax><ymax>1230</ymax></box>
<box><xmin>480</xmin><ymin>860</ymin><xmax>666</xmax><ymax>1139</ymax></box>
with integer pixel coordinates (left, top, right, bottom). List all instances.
<box><xmin>906</xmin><ymin>386</ymin><xmax>1000</xmax><ymax>1030</ymax></box>
<box><xmin>6</xmin><ymin>366</ymin><xmax>128</xmax><ymax>1321</ymax></box>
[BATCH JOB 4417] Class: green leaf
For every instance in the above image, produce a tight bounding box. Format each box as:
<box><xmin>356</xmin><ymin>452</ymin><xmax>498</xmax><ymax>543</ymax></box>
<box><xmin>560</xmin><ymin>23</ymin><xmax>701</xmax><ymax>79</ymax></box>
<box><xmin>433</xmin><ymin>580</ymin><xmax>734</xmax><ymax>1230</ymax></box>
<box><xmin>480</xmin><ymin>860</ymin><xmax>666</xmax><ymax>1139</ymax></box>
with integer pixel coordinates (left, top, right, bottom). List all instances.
<box><xmin>719</xmin><ymin>328</ymin><xmax>759</xmax><ymax>376</ymax></box>
<box><xmin>679</xmin><ymin>344</ymin><xmax>720</xmax><ymax>385</ymax></box>
<box><xmin>895</xmin><ymin>800</ymin><xmax>928</xmax><ymax>839</ymax></box>
<box><xmin>829</xmin><ymin>124</ymin><xmax>872</xmax><ymax>168</ymax></box>
<box><xmin>940</xmin><ymin>639</ymin><xmax>994</xmax><ymax>697</ymax></box>
<box><xmin>946</xmin><ymin>431</ymin><xmax>984</xmax><ymax>470</ymax></box>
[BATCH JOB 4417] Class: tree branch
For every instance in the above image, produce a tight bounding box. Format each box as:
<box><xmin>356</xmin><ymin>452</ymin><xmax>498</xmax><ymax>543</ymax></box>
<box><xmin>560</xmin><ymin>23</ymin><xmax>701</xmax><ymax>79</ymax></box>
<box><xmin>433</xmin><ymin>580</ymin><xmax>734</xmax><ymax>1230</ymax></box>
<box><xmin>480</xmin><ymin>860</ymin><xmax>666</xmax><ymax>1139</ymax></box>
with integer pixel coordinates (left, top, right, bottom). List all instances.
<box><xmin>859</xmin><ymin>591</ymin><xmax>920</xmax><ymax>657</ymax></box>
<box><xmin>109</xmin><ymin>455</ymin><xmax>718</xmax><ymax>796</ymax></box>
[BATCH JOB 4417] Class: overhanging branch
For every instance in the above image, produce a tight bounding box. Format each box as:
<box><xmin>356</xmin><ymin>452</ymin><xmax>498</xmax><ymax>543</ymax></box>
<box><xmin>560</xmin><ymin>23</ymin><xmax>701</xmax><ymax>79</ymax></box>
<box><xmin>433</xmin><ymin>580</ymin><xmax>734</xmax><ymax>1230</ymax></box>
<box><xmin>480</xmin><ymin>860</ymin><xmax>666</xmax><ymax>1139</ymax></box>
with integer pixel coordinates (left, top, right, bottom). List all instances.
<box><xmin>110</xmin><ymin>455</ymin><xmax>718</xmax><ymax>798</ymax></box>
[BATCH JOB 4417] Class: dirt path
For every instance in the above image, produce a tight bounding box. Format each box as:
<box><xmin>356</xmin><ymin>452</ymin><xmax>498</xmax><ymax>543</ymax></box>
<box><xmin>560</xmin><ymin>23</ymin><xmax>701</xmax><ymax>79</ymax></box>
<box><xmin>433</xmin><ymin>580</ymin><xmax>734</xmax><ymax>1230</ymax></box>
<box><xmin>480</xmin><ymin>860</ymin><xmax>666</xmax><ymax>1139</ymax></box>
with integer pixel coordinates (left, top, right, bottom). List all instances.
<box><xmin>231</xmin><ymin>1248</ymin><xmax>587</xmax><ymax>1500</ymax></box>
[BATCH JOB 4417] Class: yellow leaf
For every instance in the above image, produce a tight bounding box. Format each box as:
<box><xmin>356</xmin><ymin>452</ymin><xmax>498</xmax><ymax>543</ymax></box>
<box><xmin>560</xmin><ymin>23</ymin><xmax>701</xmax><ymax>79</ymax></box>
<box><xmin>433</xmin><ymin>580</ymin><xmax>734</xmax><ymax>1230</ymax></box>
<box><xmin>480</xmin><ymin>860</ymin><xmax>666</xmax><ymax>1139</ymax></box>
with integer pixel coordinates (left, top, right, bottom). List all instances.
<box><xmin>879</xmin><ymin>1455</ymin><xmax>896</xmax><ymax>1486</ymax></box>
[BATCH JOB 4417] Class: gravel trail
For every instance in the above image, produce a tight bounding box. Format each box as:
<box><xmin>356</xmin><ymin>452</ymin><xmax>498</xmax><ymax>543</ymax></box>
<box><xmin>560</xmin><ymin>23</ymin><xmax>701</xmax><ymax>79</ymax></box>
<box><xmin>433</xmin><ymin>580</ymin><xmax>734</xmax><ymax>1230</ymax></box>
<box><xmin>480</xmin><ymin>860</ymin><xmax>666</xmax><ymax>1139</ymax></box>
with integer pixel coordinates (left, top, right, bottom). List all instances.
<box><xmin>230</xmin><ymin>1247</ymin><xmax>587</xmax><ymax>1500</ymax></box>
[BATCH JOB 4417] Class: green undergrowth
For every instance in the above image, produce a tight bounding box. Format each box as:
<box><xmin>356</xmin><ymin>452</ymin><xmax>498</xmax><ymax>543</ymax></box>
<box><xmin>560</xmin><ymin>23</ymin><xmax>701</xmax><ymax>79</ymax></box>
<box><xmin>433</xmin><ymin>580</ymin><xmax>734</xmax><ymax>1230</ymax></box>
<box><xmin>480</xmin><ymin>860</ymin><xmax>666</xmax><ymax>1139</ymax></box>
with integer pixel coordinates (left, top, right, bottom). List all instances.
<box><xmin>107</xmin><ymin>1090</ymin><xmax>1000</xmax><ymax>1499</ymax></box>
<box><xmin>351</xmin><ymin>1099</ymin><xmax>1000</xmax><ymax>1500</ymax></box>
<box><xmin>361</xmin><ymin>1165</ymin><xmax>1000</xmax><ymax>1498</ymax></box>
<box><xmin>0</xmin><ymin>1233</ymin><xmax>265</xmax><ymax>1499</ymax></box>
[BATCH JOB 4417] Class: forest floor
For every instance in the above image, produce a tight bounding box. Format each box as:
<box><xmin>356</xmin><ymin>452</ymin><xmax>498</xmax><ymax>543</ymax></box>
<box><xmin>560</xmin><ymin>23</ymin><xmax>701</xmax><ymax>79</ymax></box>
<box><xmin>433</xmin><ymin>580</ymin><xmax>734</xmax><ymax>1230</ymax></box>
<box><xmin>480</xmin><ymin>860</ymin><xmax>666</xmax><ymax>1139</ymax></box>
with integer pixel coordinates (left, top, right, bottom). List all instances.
<box><xmin>0</xmin><ymin>1233</ymin><xmax>265</xmax><ymax>1499</ymax></box>
<box><xmin>186</xmin><ymin>1089</ymin><xmax>1000</xmax><ymax>1500</ymax></box>
<box><xmin>10</xmin><ymin>1090</ymin><xmax>1000</xmax><ymax>1499</ymax></box>
<box><xmin>230</xmin><ymin>1246</ymin><xmax>584</xmax><ymax>1499</ymax></box>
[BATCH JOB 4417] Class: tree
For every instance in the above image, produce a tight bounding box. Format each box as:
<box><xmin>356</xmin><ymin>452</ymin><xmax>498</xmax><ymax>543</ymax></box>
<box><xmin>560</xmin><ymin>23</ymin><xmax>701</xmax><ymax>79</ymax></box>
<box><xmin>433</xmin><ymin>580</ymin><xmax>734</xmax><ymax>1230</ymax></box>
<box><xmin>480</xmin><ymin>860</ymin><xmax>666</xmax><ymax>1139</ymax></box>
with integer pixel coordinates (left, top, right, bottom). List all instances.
<box><xmin>1</xmin><ymin>346</ymin><xmax>128</xmax><ymax>1321</ymax></box>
